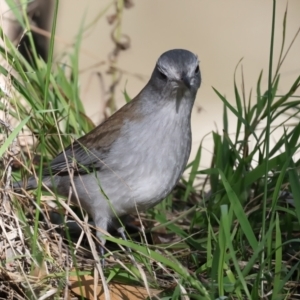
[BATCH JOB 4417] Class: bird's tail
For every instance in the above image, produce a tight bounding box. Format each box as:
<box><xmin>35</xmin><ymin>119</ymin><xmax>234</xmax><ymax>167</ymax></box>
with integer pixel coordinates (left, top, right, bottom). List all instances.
<box><xmin>13</xmin><ymin>177</ymin><xmax>38</xmax><ymax>192</ymax></box>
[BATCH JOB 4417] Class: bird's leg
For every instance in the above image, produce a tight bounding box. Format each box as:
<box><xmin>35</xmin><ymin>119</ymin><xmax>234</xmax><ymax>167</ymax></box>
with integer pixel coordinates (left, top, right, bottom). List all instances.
<box><xmin>117</xmin><ymin>227</ymin><xmax>136</xmax><ymax>263</ymax></box>
<box><xmin>117</xmin><ymin>227</ymin><xmax>131</xmax><ymax>249</ymax></box>
<box><xmin>96</xmin><ymin>232</ymin><xmax>106</xmax><ymax>267</ymax></box>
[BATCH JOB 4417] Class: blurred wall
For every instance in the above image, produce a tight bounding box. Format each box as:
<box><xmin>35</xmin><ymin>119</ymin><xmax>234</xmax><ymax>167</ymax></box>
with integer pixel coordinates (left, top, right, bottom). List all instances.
<box><xmin>1</xmin><ymin>1</ymin><xmax>300</xmax><ymax>168</ymax></box>
<box><xmin>55</xmin><ymin>1</ymin><xmax>300</xmax><ymax>168</ymax></box>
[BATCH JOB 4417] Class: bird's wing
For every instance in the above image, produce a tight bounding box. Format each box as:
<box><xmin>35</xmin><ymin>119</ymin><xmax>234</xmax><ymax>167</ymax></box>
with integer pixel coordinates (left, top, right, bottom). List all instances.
<box><xmin>44</xmin><ymin>139</ymin><xmax>107</xmax><ymax>176</ymax></box>
<box><xmin>44</xmin><ymin>106</ymin><xmax>133</xmax><ymax>176</ymax></box>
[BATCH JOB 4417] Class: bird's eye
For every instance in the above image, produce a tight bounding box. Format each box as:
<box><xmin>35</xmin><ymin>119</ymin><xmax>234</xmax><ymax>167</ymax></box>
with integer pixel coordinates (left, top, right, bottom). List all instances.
<box><xmin>194</xmin><ymin>65</ymin><xmax>199</xmax><ymax>74</ymax></box>
<box><xmin>158</xmin><ymin>69</ymin><xmax>167</xmax><ymax>80</ymax></box>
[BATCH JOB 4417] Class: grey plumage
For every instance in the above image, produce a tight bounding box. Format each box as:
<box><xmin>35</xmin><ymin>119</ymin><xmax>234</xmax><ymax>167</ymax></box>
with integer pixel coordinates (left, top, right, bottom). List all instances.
<box><xmin>14</xmin><ymin>49</ymin><xmax>201</xmax><ymax>249</ymax></box>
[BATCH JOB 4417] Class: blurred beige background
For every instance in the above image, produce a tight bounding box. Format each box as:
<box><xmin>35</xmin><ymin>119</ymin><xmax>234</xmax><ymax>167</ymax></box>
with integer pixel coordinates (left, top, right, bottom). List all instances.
<box><xmin>1</xmin><ymin>0</ymin><xmax>300</xmax><ymax>169</ymax></box>
<box><xmin>54</xmin><ymin>0</ymin><xmax>300</xmax><ymax>168</ymax></box>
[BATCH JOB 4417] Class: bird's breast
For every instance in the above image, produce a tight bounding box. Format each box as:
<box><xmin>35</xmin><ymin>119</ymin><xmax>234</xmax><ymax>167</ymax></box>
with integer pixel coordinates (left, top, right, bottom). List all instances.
<box><xmin>104</xmin><ymin>101</ymin><xmax>192</xmax><ymax>210</ymax></box>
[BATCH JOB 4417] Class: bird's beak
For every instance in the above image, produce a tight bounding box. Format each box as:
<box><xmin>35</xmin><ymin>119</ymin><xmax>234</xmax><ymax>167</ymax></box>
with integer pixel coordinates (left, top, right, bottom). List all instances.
<box><xmin>175</xmin><ymin>73</ymin><xmax>191</xmax><ymax>113</ymax></box>
<box><xmin>181</xmin><ymin>74</ymin><xmax>191</xmax><ymax>89</ymax></box>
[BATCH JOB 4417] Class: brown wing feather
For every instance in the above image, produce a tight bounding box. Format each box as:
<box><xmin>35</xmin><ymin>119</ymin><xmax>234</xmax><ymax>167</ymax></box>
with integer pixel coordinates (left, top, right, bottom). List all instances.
<box><xmin>43</xmin><ymin>97</ymin><xmax>141</xmax><ymax>176</ymax></box>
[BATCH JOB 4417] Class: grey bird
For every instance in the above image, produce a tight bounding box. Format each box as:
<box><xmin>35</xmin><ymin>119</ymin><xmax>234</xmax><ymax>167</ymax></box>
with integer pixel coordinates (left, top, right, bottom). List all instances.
<box><xmin>15</xmin><ymin>49</ymin><xmax>201</xmax><ymax>252</ymax></box>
